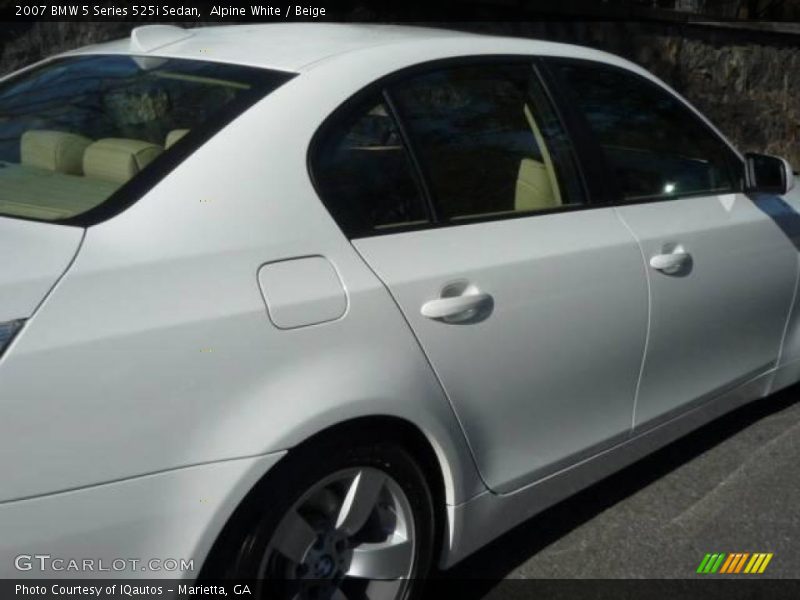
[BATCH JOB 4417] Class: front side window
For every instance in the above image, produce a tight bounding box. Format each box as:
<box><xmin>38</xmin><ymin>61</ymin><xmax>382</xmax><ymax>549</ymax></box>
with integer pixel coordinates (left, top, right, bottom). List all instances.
<box><xmin>0</xmin><ymin>55</ymin><xmax>291</xmax><ymax>223</ymax></box>
<box><xmin>549</xmin><ymin>59</ymin><xmax>742</xmax><ymax>201</ymax></box>
<box><xmin>390</xmin><ymin>63</ymin><xmax>584</xmax><ymax>222</ymax></box>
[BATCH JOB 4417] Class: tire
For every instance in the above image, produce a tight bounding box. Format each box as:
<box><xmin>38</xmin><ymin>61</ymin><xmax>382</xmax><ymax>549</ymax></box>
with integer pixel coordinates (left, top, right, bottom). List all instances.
<box><xmin>207</xmin><ymin>433</ymin><xmax>437</xmax><ymax>600</ymax></box>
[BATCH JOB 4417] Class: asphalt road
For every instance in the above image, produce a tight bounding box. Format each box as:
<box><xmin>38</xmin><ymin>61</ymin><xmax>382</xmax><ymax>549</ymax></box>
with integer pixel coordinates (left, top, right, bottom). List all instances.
<box><xmin>428</xmin><ymin>383</ymin><xmax>800</xmax><ymax>598</ymax></box>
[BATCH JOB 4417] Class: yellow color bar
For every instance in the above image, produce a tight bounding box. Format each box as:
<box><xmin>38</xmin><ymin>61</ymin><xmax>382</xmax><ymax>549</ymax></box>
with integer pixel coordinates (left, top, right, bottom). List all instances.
<box><xmin>745</xmin><ymin>554</ymin><xmax>763</xmax><ymax>573</ymax></box>
<box><xmin>758</xmin><ymin>553</ymin><xmax>773</xmax><ymax>574</ymax></box>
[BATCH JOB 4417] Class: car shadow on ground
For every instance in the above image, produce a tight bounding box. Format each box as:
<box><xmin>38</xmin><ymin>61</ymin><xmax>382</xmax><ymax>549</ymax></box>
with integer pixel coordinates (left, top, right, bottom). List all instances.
<box><xmin>427</xmin><ymin>385</ymin><xmax>800</xmax><ymax>597</ymax></box>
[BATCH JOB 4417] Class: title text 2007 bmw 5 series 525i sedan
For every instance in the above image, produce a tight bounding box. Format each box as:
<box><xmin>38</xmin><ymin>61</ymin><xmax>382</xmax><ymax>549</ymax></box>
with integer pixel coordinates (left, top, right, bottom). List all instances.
<box><xmin>1</xmin><ymin>23</ymin><xmax>799</xmax><ymax>599</ymax></box>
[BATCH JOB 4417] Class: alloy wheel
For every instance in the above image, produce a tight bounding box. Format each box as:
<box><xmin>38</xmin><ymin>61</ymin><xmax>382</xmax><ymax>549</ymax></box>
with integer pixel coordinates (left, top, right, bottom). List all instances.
<box><xmin>259</xmin><ymin>466</ymin><xmax>417</xmax><ymax>600</ymax></box>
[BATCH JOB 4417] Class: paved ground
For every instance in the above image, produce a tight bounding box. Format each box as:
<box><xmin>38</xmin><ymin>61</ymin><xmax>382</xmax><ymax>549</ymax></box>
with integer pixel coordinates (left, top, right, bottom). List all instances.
<box><xmin>430</xmin><ymin>384</ymin><xmax>800</xmax><ymax>596</ymax></box>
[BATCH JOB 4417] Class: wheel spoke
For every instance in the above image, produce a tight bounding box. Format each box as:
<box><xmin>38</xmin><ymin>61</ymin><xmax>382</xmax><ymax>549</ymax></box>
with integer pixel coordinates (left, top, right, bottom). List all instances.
<box><xmin>270</xmin><ymin>511</ymin><xmax>318</xmax><ymax>564</ymax></box>
<box><xmin>346</xmin><ymin>538</ymin><xmax>413</xmax><ymax>580</ymax></box>
<box><xmin>335</xmin><ymin>469</ymin><xmax>386</xmax><ymax>536</ymax></box>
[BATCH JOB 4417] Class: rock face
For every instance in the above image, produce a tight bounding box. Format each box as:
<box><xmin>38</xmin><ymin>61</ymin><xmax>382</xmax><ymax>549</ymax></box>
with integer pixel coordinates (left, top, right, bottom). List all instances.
<box><xmin>653</xmin><ymin>36</ymin><xmax>800</xmax><ymax>167</ymax></box>
<box><xmin>1</xmin><ymin>21</ymin><xmax>798</xmax><ymax>166</ymax></box>
<box><xmin>0</xmin><ymin>23</ymin><xmax>134</xmax><ymax>74</ymax></box>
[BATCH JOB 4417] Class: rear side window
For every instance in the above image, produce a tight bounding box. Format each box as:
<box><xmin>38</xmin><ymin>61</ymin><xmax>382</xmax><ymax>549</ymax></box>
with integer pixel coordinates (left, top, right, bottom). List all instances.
<box><xmin>312</xmin><ymin>97</ymin><xmax>430</xmax><ymax>237</ymax></box>
<box><xmin>390</xmin><ymin>64</ymin><xmax>584</xmax><ymax>222</ymax></box>
<box><xmin>312</xmin><ymin>62</ymin><xmax>585</xmax><ymax>237</ymax></box>
<box><xmin>548</xmin><ymin>59</ymin><xmax>742</xmax><ymax>201</ymax></box>
<box><xmin>0</xmin><ymin>55</ymin><xmax>291</xmax><ymax>224</ymax></box>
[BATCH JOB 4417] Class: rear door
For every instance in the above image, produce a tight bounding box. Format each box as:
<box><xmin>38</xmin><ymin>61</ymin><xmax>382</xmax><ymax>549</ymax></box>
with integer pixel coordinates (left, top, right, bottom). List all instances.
<box><xmin>546</xmin><ymin>58</ymin><xmax>798</xmax><ymax>429</ymax></box>
<box><xmin>311</xmin><ymin>61</ymin><xmax>648</xmax><ymax>493</ymax></box>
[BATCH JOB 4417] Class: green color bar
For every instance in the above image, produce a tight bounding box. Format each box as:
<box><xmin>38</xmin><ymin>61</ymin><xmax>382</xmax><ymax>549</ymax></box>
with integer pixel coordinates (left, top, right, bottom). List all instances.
<box><xmin>710</xmin><ymin>553</ymin><xmax>726</xmax><ymax>573</ymax></box>
<box><xmin>697</xmin><ymin>554</ymin><xmax>712</xmax><ymax>573</ymax></box>
<box><xmin>704</xmin><ymin>554</ymin><xmax>719</xmax><ymax>573</ymax></box>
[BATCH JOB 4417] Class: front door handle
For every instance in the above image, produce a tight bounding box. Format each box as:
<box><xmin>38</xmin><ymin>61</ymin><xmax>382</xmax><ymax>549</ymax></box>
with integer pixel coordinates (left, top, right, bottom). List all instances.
<box><xmin>421</xmin><ymin>287</ymin><xmax>493</xmax><ymax>323</ymax></box>
<box><xmin>649</xmin><ymin>245</ymin><xmax>691</xmax><ymax>274</ymax></box>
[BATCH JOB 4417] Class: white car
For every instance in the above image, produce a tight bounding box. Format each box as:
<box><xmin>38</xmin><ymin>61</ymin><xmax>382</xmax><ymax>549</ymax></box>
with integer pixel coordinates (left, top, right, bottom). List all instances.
<box><xmin>1</xmin><ymin>23</ymin><xmax>798</xmax><ymax>598</ymax></box>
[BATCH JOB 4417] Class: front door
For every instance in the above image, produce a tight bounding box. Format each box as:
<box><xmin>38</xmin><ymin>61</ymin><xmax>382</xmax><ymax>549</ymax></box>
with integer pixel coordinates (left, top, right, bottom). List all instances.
<box><xmin>547</xmin><ymin>58</ymin><xmax>798</xmax><ymax>429</ymax></box>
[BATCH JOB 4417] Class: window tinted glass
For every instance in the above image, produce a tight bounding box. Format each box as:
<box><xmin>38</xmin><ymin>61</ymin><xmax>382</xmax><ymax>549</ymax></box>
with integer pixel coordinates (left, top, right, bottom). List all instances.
<box><xmin>0</xmin><ymin>55</ymin><xmax>289</xmax><ymax>223</ymax></box>
<box><xmin>313</xmin><ymin>98</ymin><xmax>429</xmax><ymax>237</ymax></box>
<box><xmin>391</xmin><ymin>64</ymin><xmax>583</xmax><ymax>222</ymax></box>
<box><xmin>550</xmin><ymin>59</ymin><xmax>742</xmax><ymax>201</ymax></box>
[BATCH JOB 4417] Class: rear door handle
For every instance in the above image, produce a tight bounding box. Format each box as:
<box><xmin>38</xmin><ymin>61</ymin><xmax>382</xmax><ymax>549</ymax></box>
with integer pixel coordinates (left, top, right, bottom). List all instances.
<box><xmin>421</xmin><ymin>290</ymin><xmax>493</xmax><ymax>323</ymax></box>
<box><xmin>649</xmin><ymin>245</ymin><xmax>691</xmax><ymax>274</ymax></box>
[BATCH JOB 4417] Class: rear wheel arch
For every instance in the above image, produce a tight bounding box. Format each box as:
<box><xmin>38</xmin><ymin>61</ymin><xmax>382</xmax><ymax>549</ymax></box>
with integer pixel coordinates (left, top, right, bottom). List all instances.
<box><xmin>199</xmin><ymin>415</ymin><xmax>448</xmax><ymax>579</ymax></box>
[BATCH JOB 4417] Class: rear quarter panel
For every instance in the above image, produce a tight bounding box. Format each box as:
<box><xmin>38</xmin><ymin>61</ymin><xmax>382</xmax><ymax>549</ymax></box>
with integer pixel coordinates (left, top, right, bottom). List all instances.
<box><xmin>0</xmin><ymin>62</ymin><xmax>483</xmax><ymax>508</ymax></box>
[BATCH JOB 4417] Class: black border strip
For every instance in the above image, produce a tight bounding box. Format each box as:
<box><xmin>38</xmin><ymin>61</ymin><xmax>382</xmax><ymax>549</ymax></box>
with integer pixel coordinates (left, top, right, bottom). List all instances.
<box><xmin>382</xmin><ymin>87</ymin><xmax>439</xmax><ymax>224</ymax></box>
<box><xmin>533</xmin><ymin>56</ymin><xmax>623</xmax><ymax>206</ymax></box>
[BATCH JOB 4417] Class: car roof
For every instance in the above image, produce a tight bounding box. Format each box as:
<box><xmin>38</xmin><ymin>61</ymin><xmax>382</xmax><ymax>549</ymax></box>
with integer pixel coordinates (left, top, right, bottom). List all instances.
<box><xmin>61</xmin><ymin>23</ymin><xmax>630</xmax><ymax>75</ymax></box>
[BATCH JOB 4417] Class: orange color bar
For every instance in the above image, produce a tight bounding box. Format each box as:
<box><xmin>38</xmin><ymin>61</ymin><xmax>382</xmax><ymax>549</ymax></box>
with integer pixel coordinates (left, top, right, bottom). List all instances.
<box><xmin>719</xmin><ymin>553</ymin><xmax>736</xmax><ymax>574</ymax></box>
<box><xmin>735</xmin><ymin>553</ymin><xmax>750</xmax><ymax>573</ymax></box>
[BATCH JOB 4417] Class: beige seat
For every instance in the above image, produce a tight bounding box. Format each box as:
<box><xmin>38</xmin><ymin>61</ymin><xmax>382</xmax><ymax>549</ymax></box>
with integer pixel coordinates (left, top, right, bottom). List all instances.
<box><xmin>515</xmin><ymin>158</ymin><xmax>560</xmax><ymax>212</ymax></box>
<box><xmin>515</xmin><ymin>103</ymin><xmax>563</xmax><ymax>212</ymax></box>
<box><xmin>165</xmin><ymin>129</ymin><xmax>190</xmax><ymax>149</ymax></box>
<box><xmin>83</xmin><ymin>138</ymin><xmax>163</xmax><ymax>184</ymax></box>
<box><xmin>0</xmin><ymin>162</ymin><xmax>120</xmax><ymax>221</ymax></box>
<box><xmin>21</xmin><ymin>130</ymin><xmax>92</xmax><ymax>175</ymax></box>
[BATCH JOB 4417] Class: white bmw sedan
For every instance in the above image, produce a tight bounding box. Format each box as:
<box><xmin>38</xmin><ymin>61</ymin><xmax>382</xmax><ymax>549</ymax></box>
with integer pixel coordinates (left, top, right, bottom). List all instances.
<box><xmin>1</xmin><ymin>23</ymin><xmax>799</xmax><ymax>599</ymax></box>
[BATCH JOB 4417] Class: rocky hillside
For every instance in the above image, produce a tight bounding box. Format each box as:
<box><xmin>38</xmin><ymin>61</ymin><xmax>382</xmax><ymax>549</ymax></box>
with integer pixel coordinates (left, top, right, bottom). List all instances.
<box><xmin>0</xmin><ymin>23</ymin><xmax>141</xmax><ymax>74</ymax></box>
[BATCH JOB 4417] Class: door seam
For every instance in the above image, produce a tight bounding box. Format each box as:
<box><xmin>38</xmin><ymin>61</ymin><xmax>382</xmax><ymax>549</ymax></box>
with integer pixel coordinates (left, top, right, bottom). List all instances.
<box><xmin>613</xmin><ymin>207</ymin><xmax>652</xmax><ymax>432</ymax></box>
<box><xmin>774</xmin><ymin>254</ymin><xmax>800</xmax><ymax>373</ymax></box>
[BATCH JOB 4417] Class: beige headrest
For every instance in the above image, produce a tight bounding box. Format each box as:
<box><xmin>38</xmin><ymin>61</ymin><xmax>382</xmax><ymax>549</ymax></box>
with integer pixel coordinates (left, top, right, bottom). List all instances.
<box><xmin>165</xmin><ymin>129</ymin><xmax>189</xmax><ymax>149</ymax></box>
<box><xmin>21</xmin><ymin>130</ymin><xmax>92</xmax><ymax>175</ymax></box>
<box><xmin>83</xmin><ymin>138</ymin><xmax>163</xmax><ymax>184</ymax></box>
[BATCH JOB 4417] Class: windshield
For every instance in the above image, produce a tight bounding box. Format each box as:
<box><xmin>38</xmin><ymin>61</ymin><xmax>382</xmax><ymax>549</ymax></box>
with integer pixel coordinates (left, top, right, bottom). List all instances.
<box><xmin>0</xmin><ymin>55</ymin><xmax>292</xmax><ymax>223</ymax></box>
